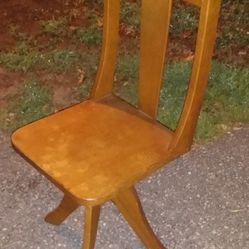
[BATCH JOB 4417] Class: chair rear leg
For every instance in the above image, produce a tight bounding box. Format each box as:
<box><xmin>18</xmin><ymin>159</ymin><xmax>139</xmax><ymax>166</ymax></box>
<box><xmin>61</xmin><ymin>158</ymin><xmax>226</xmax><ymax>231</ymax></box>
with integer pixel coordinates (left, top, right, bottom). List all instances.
<box><xmin>45</xmin><ymin>194</ymin><xmax>80</xmax><ymax>225</ymax></box>
<box><xmin>112</xmin><ymin>187</ymin><xmax>166</xmax><ymax>249</ymax></box>
<box><xmin>83</xmin><ymin>206</ymin><xmax>101</xmax><ymax>249</ymax></box>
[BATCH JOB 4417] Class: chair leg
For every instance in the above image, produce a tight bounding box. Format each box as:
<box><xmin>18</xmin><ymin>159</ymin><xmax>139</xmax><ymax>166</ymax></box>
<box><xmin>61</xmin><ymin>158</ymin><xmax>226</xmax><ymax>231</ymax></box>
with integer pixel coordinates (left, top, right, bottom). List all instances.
<box><xmin>45</xmin><ymin>194</ymin><xmax>80</xmax><ymax>225</ymax></box>
<box><xmin>112</xmin><ymin>187</ymin><xmax>166</xmax><ymax>249</ymax></box>
<box><xmin>82</xmin><ymin>206</ymin><xmax>101</xmax><ymax>249</ymax></box>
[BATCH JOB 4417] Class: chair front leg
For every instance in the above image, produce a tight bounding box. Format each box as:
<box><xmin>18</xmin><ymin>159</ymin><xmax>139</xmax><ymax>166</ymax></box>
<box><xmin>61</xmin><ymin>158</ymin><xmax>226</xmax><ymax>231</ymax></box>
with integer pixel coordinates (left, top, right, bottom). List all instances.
<box><xmin>45</xmin><ymin>194</ymin><xmax>80</xmax><ymax>225</ymax></box>
<box><xmin>112</xmin><ymin>187</ymin><xmax>166</xmax><ymax>249</ymax></box>
<box><xmin>83</xmin><ymin>205</ymin><xmax>101</xmax><ymax>249</ymax></box>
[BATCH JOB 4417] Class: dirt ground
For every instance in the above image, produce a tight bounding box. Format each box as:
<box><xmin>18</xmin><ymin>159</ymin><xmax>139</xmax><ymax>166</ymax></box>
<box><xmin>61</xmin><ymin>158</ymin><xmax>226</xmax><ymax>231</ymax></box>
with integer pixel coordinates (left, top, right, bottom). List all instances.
<box><xmin>0</xmin><ymin>0</ymin><xmax>89</xmax><ymax>105</ymax></box>
<box><xmin>0</xmin><ymin>0</ymin><xmax>190</xmax><ymax>110</ymax></box>
<box><xmin>1</xmin><ymin>0</ymin><xmax>73</xmax><ymax>48</ymax></box>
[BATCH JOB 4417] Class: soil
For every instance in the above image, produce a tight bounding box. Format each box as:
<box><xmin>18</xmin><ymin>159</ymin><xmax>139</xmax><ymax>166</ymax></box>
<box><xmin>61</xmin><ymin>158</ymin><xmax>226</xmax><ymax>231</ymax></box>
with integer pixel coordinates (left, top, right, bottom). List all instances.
<box><xmin>0</xmin><ymin>0</ymin><xmax>89</xmax><ymax>110</ymax></box>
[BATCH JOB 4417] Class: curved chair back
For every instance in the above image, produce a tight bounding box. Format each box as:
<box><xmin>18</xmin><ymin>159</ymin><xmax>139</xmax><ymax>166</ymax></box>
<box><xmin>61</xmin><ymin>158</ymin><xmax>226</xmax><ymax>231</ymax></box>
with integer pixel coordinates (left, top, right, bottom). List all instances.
<box><xmin>91</xmin><ymin>0</ymin><xmax>220</xmax><ymax>154</ymax></box>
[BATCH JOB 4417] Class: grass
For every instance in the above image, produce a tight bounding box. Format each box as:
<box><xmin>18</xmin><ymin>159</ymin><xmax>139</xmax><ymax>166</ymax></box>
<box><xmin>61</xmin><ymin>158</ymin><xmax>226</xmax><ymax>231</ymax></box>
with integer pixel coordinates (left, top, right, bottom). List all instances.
<box><xmin>40</xmin><ymin>18</ymin><xmax>67</xmax><ymax>36</ymax></box>
<box><xmin>76</xmin><ymin>25</ymin><xmax>102</xmax><ymax>45</ymax></box>
<box><xmin>0</xmin><ymin>43</ymin><xmax>41</xmax><ymax>72</ymax></box>
<box><xmin>120</xmin><ymin>1</ymin><xmax>140</xmax><ymax>31</ymax></box>
<box><xmin>159</xmin><ymin>60</ymin><xmax>249</xmax><ymax>142</ymax></box>
<box><xmin>1</xmin><ymin>48</ymin><xmax>248</xmax><ymax>143</ymax></box>
<box><xmin>113</xmin><ymin>54</ymin><xmax>249</xmax><ymax>142</ymax></box>
<box><xmin>2</xmin><ymin>79</ymin><xmax>52</xmax><ymax>131</ymax></box>
<box><xmin>8</xmin><ymin>24</ymin><xmax>30</xmax><ymax>41</ymax></box>
<box><xmin>114</xmin><ymin>52</ymin><xmax>139</xmax><ymax>105</ymax></box>
<box><xmin>0</xmin><ymin>1</ymin><xmax>248</xmax><ymax>143</ymax></box>
<box><xmin>217</xmin><ymin>0</ymin><xmax>249</xmax><ymax>48</ymax></box>
<box><xmin>170</xmin><ymin>6</ymin><xmax>198</xmax><ymax>34</ymax></box>
<box><xmin>0</xmin><ymin>43</ymin><xmax>98</xmax><ymax>73</ymax></box>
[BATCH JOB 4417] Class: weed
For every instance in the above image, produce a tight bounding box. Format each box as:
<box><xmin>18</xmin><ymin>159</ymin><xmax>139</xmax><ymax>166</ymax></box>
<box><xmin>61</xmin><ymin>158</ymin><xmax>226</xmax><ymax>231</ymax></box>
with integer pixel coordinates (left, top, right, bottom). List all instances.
<box><xmin>45</xmin><ymin>49</ymin><xmax>81</xmax><ymax>73</ymax></box>
<box><xmin>76</xmin><ymin>25</ymin><xmax>102</xmax><ymax>45</ymax></box>
<box><xmin>0</xmin><ymin>43</ymin><xmax>40</xmax><ymax>72</ymax></box>
<box><xmin>0</xmin><ymin>43</ymin><xmax>85</xmax><ymax>73</ymax></box>
<box><xmin>217</xmin><ymin>23</ymin><xmax>249</xmax><ymax>49</ymax></box>
<box><xmin>120</xmin><ymin>1</ymin><xmax>140</xmax><ymax>31</ymax></box>
<box><xmin>158</xmin><ymin>62</ymin><xmax>190</xmax><ymax>130</ymax></box>
<box><xmin>170</xmin><ymin>6</ymin><xmax>198</xmax><ymax>34</ymax></box>
<box><xmin>9</xmin><ymin>80</ymin><xmax>52</xmax><ymax>130</ymax></box>
<box><xmin>8</xmin><ymin>24</ymin><xmax>29</xmax><ymax>41</ymax></box>
<box><xmin>114</xmin><ymin>52</ymin><xmax>139</xmax><ymax>105</ymax></box>
<box><xmin>77</xmin><ymin>52</ymin><xmax>100</xmax><ymax>99</ymax></box>
<box><xmin>158</xmin><ymin>60</ymin><xmax>249</xmax><ymax>142</ymax></box>
<box><xmin>40</xmin><ymin>18</ymin><xmax>67</xmax><ymax>36</ymax></box>
<box><xmin>217</xmin><ymin>0</ymin><xmax>249</xmax><ymax>49</ymax></box>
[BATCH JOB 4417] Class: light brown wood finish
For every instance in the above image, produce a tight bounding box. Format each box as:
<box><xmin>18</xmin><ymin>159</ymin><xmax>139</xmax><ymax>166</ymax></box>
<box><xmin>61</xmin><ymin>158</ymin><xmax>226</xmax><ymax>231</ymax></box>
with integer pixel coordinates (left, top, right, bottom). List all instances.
<box><xmin>45</xmin><ymin>194</ymin><xmax>80</xmax><ymax>225</ymax></box>
<box><xmin>139</xmin><ymin>0</ymin><xmax>172</xmax><ymax>118</ymax></box>
<box><xmin>83</xmin><ymin>206</ymin><xmax>101</xmax><ymax>249</ymax></box>
<box><xmin>113</xmin><ymin>187</ymin><xmax>165</xmax><ymax>249</ymax></box>
<box><xmin>11</xmin><ymin>0</ymin><xmax>221</xmax><ymax>248</ymax></box>
<box><xmin>170</xmin><ymin>0</ymin><xmax>221</xmax><ymax>153</ymax></box>
<box><xmin>91</xmin><ymin>0</ymin><xmax>120</xmax><ymax>99</ymax></box>
<box><xmin>12</xmin><ymin>95</ymin><xmax>174</xmax><ymax>206</ymax></box>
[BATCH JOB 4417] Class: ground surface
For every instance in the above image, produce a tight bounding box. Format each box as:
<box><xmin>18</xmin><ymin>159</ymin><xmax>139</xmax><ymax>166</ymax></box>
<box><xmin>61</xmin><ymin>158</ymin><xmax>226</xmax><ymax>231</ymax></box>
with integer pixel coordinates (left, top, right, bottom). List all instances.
<box><xmin>0</xmin><ymin>0</ymin><xmax>87</xmax><ymax>110</ymax></box>
<box><xmin>0</xmin><ymin>0</ymin><xmax>248</xmax><ymax>111</ymax></box>
<box><xmin>1</xmin><ymin>126</ymin><xmax>248</xmax><ymax>249</ymax></box>
<box><xmin>0</xmin><ymin>0</ymin><xmax>248</xmax><ymax>140</ymax></box>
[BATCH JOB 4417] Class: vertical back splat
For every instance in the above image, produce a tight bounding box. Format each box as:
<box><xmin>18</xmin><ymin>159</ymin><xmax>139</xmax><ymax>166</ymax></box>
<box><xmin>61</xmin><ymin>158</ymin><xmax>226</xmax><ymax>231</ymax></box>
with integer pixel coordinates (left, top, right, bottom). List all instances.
<box><xmin>91</xmin><ymin>0</ymin><xmax>120</xmax><ymax>99</ymax></box>
<box><xmin>138</xmin><ymin>0</ymin><xmax>173</xmax><ymax>119</ymax></box>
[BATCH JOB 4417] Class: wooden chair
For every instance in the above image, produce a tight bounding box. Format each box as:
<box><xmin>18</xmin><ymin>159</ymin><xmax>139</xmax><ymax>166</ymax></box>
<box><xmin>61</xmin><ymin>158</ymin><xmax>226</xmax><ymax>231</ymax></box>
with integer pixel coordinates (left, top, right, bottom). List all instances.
<box><xmin>11</xmin><ymin>0</ymin><xmax>221</xmax><ymax>248</ymax></box>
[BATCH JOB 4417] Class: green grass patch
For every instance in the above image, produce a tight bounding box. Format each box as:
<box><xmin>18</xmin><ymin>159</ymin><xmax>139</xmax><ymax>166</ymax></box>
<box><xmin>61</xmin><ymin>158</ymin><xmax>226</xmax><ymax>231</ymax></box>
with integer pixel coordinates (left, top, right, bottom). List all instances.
<box><xmin>40</xmin><ymin>18</ymin><xmax>67</xmax><ymax>36</ymax></box>
<box><xmin>112</xmin><ymin>53</ymin><xmax>249</xmax><ymax>142</ymax></box>
<box><xmin>170</xmin><ymin>6</ymin><xmax>198</xmax><ymax>34</ymax></box>
<box><xmin>0</xmin><ymin>43</ymin><xmax>41</xmax><ymax>72</ymax></box>
<box><xmin>158</xmin><ymin>61</ymin><xmax>249</xmax><ymax>142</ymax></box>
<box><xmin>0</xmin><ymin>43</ymin><xmax>98</xmax><ymax>73</ymax></box>
<box><xmin>1</xmin><ymin>56</ymin><xmax>248</xmax><ymax>143</ymax></box>
<box><xmin>4</xmin><ymin>80</ymin><xmax>52</xmax><ymax>131</ymax></box>
<box><xmin>120</xmin><ymin>1</ymin><xmax>140</xmax><ymax>31</ymax></box>
<box><xmin>217</xmin><ymin>0</ymin><xmax>249</xmax><ymax>48</ymax></box>
<box><xmin>76</xmin><ymin>25</ymin><xmax>102</xmax><ymax>45</ymax></box>
<box><xmin>114</xmin><ymin>52</ymin><xmax>139</xmax><ymax>105</ymax></box>
<box><xmin>159</xmin><ymin>62</ymin><xmax>190</xmax><ymax>129</ymax></box>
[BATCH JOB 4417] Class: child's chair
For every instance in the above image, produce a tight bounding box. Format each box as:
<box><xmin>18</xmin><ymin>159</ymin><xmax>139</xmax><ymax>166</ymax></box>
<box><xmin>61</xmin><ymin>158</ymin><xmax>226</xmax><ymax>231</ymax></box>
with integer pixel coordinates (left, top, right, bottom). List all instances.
<box><xmin>11</xmin><ymin>0</ymin><xmax>221</xmax><ymax>248</ymax></box>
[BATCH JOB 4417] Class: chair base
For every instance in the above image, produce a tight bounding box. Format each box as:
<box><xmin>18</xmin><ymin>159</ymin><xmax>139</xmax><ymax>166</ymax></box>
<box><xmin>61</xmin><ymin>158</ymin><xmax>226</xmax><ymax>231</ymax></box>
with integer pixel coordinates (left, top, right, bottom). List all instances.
<box><xmin>113</xmin><ymin>187</ymin><xmax>166</xmax><ymax>249</ymax></box>
<box><xmin>45</xmin><ymin>187</ymin><xmax>166</xmax><ymax>249</ymax></box>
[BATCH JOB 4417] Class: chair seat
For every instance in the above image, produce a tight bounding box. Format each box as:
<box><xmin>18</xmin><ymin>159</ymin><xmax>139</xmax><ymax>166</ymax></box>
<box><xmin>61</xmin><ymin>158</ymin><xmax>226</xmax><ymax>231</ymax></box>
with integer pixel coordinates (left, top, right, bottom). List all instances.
<box><xmin>12</xmin><ymin>95</ymin><xmax>173</xmax><ymax>205</ymax></box>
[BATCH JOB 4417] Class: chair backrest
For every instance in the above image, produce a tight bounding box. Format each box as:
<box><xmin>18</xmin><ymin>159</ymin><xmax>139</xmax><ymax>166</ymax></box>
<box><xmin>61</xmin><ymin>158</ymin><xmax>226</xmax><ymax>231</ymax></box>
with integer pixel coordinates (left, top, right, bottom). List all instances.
<box><xmin>91</xmin><ymin>0</ymin><xmax>221</xmax><ymax>154</ymax></box>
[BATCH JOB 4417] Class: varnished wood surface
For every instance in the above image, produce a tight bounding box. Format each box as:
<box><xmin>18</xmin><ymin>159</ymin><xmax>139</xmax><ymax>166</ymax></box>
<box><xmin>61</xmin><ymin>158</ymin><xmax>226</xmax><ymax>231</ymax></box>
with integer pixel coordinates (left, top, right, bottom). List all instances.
<box><xmin>139</xmin><ymin>0</ymin><xmax>172</xmax><ymax>118</ymax></box>
<box><xmin>91</xmin><ymin>0</ymin><xmax>120</xmax><ymax>99</ymax></box>
<box><xmin>170</xmin><ymin>0</ymin><xmax>221</xmax><ymax>153</ymax></box>
<box><xmin>83</xmin><ymin>206</ymin><xmax>101</xmax><ymax>249</ymax></box>
<box><xmin>45</xmin><ymin>194</ymin><xmax>80</xmax><ymax>225</ymax></box>
<box><xmin>113</xmin><ymin>187</ymin><xmax>166</xmax><ymax>249</ymax></box>
<box><xmin>12</xmin><ymin>95</ymin><xmax>173</xmax><ymax>205</ymax></box>
<box><xmin>11</xmin><ymin>0</ymin><xmax>221</xmax><ymax>248</ymax></box>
